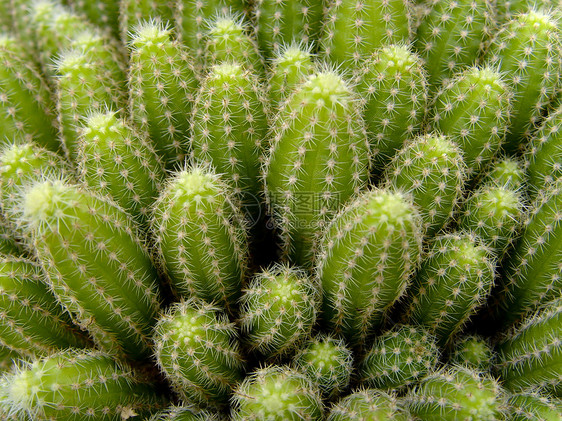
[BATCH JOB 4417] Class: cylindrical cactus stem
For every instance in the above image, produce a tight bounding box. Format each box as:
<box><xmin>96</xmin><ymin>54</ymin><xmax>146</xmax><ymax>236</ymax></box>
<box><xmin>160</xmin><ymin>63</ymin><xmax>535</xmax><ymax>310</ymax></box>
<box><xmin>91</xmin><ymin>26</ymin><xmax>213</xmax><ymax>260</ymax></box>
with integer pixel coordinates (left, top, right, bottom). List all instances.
<box><xmin>525</xmin><ymin>104</ymin><xmax>562</xmax><ymax>195</ymax></box>
<box><xmin>358</xmin><ymin>324</ymin><xmax>439</xmax><ymax>390</ymax></box>
<box><xmin>65</xmin><ymin>0</ymin><xmax>120</xmax><ymax>37</ymax></box>
<box><xmin>500</xmin><ymin>180</ymin><xmax>562</xmax><ymax>323</ymax></box>
<box><xmin>382</xmin><ymin>133</ymin><xmax>467</xmax><ymax>238</ymax></box>
<box><xmin>404</xmin><ymin>233</ymin><xmax>495</xmax><ymax>347</ymax></box>
<box><xmin>128</xmin><ymin>21</ymin><xmax>199</xmax><ymax>169</ymax></box>
<box><xmin>0</xmin><ymin>218</ymin><xmax>23</xmax><ymax>257</ymax></box>
<box><xmin>479</xmin><ymin>156</ymin><xmax>526</xmax><ymax>190</ymax></box>
<box><xmin>190</xmin><ymin>62</ymin><xmax>269</xmax><ymax>210</ymax></box>
<box><xmin>231</xmin><ymin>365</ymin><xmax>324</xmax><ymax>421</ymax></box>
<box><xmin>0</xmin><ymin>349</ymin><xmax>168</xmax><ymax>420</ymax></box>
<box><xmin>151</xmin><ymin>166</ymin><xmax>248</xmax><ymax>313</ymax></box>
<box><xmin>316</xmin><ymin>189</ymin><xmax>423</xmax><ymax>346</ymax></box>
<box><xmin>449</xmin><ymin>334</ymin><xmax>494</xmax><ymax>371</ymax></box>
<box><xmin>405</xmin><ymin>365</ymin><xmax>507</xmax><ymax>420</ymax></box>
<box><xmin>252</xmin><ymin>0</ymin><xmax>324</xmax><ymax>58</ymax></box>
<box><xmin>153</xmin><ymin>298</ymin><xmax>244</xmax><ymax>409</ymax></box>
<box><xmin>76</xmin><ymin>111</ymin><xmax>165</xmax><ymax>228</ymax></box>
<box><xmin>483</xmin><ymin>9</ymin><xmax>562</xmax><ymax>151</ymax></box>
<box><xmin>293</xmin><ymin>334</ymin><xmax>353</xmax><ymax>400</ymax></box>
<box><xmin>320</xmin><ymin>0</ymin><xmax>412</xmax><ymax>70</ymax></box>
<box><xmin>430</xmin><ymin>66</ymin><xmax>512</xmax><ymax>178</ymax></box>
<box><xmin>355</xmin><ymin>44</ymin><xmax>428</xmax><ymax>174</ymax></box>
<box><xmin>264</xmin><ymin>70</ymin><xmax>371</xmax><ymax>267</ymax></box>
<box><xmin>509</xmin><ymin>392</ymin><xmax>562</xmax><ymax>420</ymax></box>
<box><xmin>326</xmin><ymin>389</ymin><xmax>411</xmax><ymax>421</ymax></box>
<box><xmin>119</xmin><ymin>0</ymin><xmax>175</xmax><ymax>44</ymax></box>
<box><xmin>496</xmin><ymin>0</ymin><xmax>558</xmax><ymax>24</ymax></box>
<box><xmin>239</xmin><ymin>264</ymin><xmax>319</xmax><ymax>359</ymax></box>
<box><xmin>496</xmin><ymin>296</ymin><xmax>562</xmax><ymax>396</ymax></box>
<box><xmin>457</xmin><ymin>184</ymin><xmax>524</xmax><ymax>256</ymax></box>
<box><xmin>267</xmin><ymin>43</ymin><xmax>314</xmax><ymax>106</ymax></box>
<box><xmin>204</xmin><ymin>13</ymin><xmax>265</xmax><ymax>76</ymax></box>
<box><xmin>148</xmin><ymin>405</ymin><xmax>221</xmax><ymax>421</ymax></box>
<box><xmin>414</xmin><ymin>0</ymin><xmax>496</xmax><ymax>89</ymax></box>
<box><xmin>0</xmin><ymin>35</ymin><xmax>60</xmax><ymax>153</ymax></box>
<box><xmin>0</xmin><ymin>256</ymin><xmax>91</xmax><ymax>358</ymax></box>
<box><xmin>17</xmin><ymin>178</ymin><xmax>162</xmax><ymax>361</ymax></box>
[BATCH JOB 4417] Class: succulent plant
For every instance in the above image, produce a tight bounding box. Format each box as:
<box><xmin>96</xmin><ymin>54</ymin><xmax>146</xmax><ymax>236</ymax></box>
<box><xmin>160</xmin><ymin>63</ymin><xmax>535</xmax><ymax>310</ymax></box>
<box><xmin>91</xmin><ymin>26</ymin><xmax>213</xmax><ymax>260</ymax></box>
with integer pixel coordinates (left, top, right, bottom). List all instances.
<box><xmin>326</xmin><ymin>388</ymin><xmax>411</xmax><ymax>421</ymax></box>
<box><xmin>508</xmin><ymin>392</ymin><xmax>562</xmax><ymax>421</ymax></box>
<box><xmin>449</xmin><ymin>334</ymin><xmax>493</xmax><ymax>370</ymax></box>
<box><xmin>148</xmin><ymin>405</ymin><xmax>221</xmax><ymax>421</ymax></box>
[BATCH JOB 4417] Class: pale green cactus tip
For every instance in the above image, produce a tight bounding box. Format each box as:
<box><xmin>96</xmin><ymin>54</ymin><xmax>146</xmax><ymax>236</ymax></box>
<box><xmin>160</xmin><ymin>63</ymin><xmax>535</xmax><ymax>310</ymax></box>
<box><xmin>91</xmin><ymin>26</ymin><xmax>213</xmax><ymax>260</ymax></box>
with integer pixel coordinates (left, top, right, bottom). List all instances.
<box><xmin>148</xmin><ymin>404</ymin><xmax>221</xmax><ymax>421</ymax></box>
<box><xmin>359</xmin><ymin>324</ymin><xmax>439</xmax><ymax>390</ymax></box>
<box><xmin>239</xmin><ymin>264</ymin><xmax>319</xmax><ymax>359</ymax></box>
<box><xmin>231</xmin><ymin>365</ymin><xmax>324</xmax><ymax>421</ymax></box>
<box><xmin>0</xmin><ymin>349</ymin><xmax>167</xmax><ymax>420</ymax></box>
<box><xmin>153</xmin><ymin>298</ymin><xmax>244</xmax><ymax>409</ymax></box>
<box><xmin>326</xmin><ymin>388</ymin><xmax>411</xmax><ymax>421</ymax></box>
<box><xmin>151</xmin><ymin>165</ymin><xmax>248</xmax><ymax>313</ymax></box>
<box><xmin>317</xmin><ymin>188</ymin><xmax>423</xmax><ymax>346</ymax></box>
<box><xmin>449</xmin><ymin>335</ymin><xmax>494</xmax><ymax>370</ymax></box>
<box><xmin>119</xmin><ymin>0</ymin><xmax>175</xmax><ymax>45</ymax></box>
<box><xmin>293</xmin><ymin>334</ymin><xmax>353</xmax><ymax>400</ymax></box>
<box><xmin>480</xmin><ymin>156</ymin><xmax>526</xmax><ymax>190</ymax></box>
<box><xmin>508</xmin><ymin>392</ymin><xmax>562</xmax><ymax>421</ymax></box>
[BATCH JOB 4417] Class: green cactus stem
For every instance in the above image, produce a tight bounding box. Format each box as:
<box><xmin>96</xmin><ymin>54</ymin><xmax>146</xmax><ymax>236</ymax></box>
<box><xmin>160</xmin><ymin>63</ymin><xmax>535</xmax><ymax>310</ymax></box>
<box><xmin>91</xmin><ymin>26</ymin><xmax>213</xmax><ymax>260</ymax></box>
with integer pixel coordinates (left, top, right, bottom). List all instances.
<box><xmin>449</xmin><ymin>335</ymin><xmax>493</xmax><ymax>371</ymax></box>
<box><xmin>148</xmin><ymin>405</ymin><xmax>221</xmax><ymax>421</ymax></box>
<box><xmin>509</xmin><ymin>392</ymin><xmax>562</xmax><ymax>421</ymax></box>
<box><xmin>119</xmin><ymin>0</ymin><xmax>175</xmax><ymax>44</ymax></box>
<box><xmin>65</xmin><ymin>0</ymin><xmax>120</xmax><ymax>37</ymax></box>
<box><xmin>479</xmin><ymin>156</ymin><xmax>526</xmax><ymax>190</ymax></box>
<box><xmin>0</xmin><ymin>220</ymin><xmax>22</xmax><ymax>257</ymax></box>
<box><xmin>497</xmin><ymin>0</ymin><xmax>558</xmax><ymax>24</ymax></box>
<box><xmin>326</xmin><ymin>389</ymin><xmax>411</xmax><ymax>421</ymax></box>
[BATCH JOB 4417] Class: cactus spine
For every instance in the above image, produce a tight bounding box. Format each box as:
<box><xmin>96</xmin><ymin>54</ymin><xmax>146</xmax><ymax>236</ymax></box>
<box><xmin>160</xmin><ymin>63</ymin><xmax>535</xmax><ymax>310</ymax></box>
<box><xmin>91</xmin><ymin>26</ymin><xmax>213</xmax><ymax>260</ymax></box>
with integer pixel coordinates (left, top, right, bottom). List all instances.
<box><xmin>479</xmin><ymin>156</ymin><xmax>526</xmax><ymax>190</ymax></box>
<box><xmin>17</xmin><ymin>179</ymin><xmax>161</xmax><ymax>361</ymax></box>
<box><xmin>264</xmin><ymin>70</ymin><xmax>370</xmax><ymax>267</ymax></box>
<box><xmin>509</xmin><ymin>392</ymin><xmax>562</xmax><ymax>421</ymax></box>
<box><xmin>151</xmin><ymin>167</ymin><xmax>248</xmax><ymax>313</ymax></box>
<box><xmin>119</xmin><ymin>0</ymin><xmax>175</xmax><ymax>44</ymax></box>
<box><xmin>326</xmin><ymin>389</ymin><xmax>410</xmax><ymax>421</ymax></box>
<box><xmin>449</xmin><ymin>335</ymin><xmax>493</xmax><ymax>370</ymax></box>
<box><xmin>148</xmin><ymin>405</ymin><xmax>221</xmax><ymax>421</ymax></box>
<box><xmin>153</xmin><ymin>299</ymin><xmax>244</xmax><ymax>409</ymax></box>
<box><xmin>317</xmin><ymin>189</ymin><xmax>423</xmax><ymax>345</ymax></box>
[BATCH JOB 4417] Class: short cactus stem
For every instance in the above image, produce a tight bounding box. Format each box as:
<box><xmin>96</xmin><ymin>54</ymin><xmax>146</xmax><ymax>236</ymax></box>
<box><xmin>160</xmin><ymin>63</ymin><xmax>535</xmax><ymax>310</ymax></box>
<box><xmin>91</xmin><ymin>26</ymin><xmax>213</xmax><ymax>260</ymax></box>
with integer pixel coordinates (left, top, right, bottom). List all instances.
<box><xmin>0</xmin><ymin>35</ymin><xmax>60</xmax><ymax>153</ymax></box>
<box><xmin>508</xmin><ymin>392</ymin><xmax>562</xmax><ymax>421</ymax></box>
<box><xmin>252</xmin><ymin>0</ymin><xmax>324</xmax><ymax>58</ymax></box>
<box><xmin>119</xmin><ymin>0</ymin><xmax>175</xmax><ymax>44</ymax></box>
<box><xmin>449</xmin><ymin>335</ymin><xmax>494</xmax><ymax>371</ymax></box>
<box><xmin>77</xmin><ymin>111</ymin><xmax>165</xmax><ymax>228</ymax></box>
<box><xmin>479</xmin><ymin>156</ymin><xmax>526</xmax><ymax>190</ymax></box>
<box><xmin>128</xmin><ymin>21</ymin><xmax>199</xmax><ymax>168</ymax></box>
<box><xmin>483</xmin><ymin>9</ymin><xmax>562</xmax><ymax>151</ymax></box>
<box><xmin>264</xmin><ymin>70</ymin><xmax>370</xmax><ymax>267</ymax></box>
<box><xmin>190</xmin><ymin>62</ymin><xmax>269</xmax><ymax>210</ymax></box>
<box><xmin>355</xmin><ymin>44</ymin><xmax>428</xmax><ymax>174</ymax></box>
<box><xmin>0</xmin><ymin>349</ymin><xmax>168</xmax><ymax>420</ymax></box>
<box><xmin>414</xmin><ymin>0</ymin><xmax>495</xmax><ymax>88</ymax></box>
<box><xmin>317</xmin><ymin>189</ymin><xmax>423</xmax><ymax>346</ymax></box>
<box><xmin>151</xmin><ymin>166</ymin><xmax>248</xmax><ymax>313</ymax></box>
<box><xmin>293</xmin><ymin>334</ymin><xmax>353</xmax><ymax>399</ymax></box>
<box><xmin>358</xmin><ymin>324</ymin><xmax>439</xmax><ymax>390</ymax></box>
<box><xmin>405</xmin><ymin>365</ymin><xmax>507</xmax><ymax>420</ymax></box>
<box><xmin>65</xmin><ymin>0</ymin><xmax>120</xmax><ymax>37</ymax></box>
<box><xmin>496</xmin><ymin>0</ymin><xmax>558</xmax><ymax>24</ymax></box>
<box><xmin>239</xmin><ymin>264</ymin><xmax>319</xmax><ymax>359</ymax></box>
<box><xmin>496</xmin><ymin>296</ymin><xmax>562</xmax><ymax>396</ymax></box>
<box><xmin>430</xmin><ymin>66</ymin><xmax>511</xmax><ymax>177</ymax></box>
<box><xmin>231</xmin><ymin>365</ymin><xmax>324</xmax><ymax>421</ymax></box>
<box><xmin>326</xmin><ymin>389</ymin><xmax>411</xmax><ymax>421</ymax></box>
<box><xmin>148</xmin><ymin>405</ymin><xmax>221</xmax><ymax>421</ymax></box>
<box><xmin>153</xmin><ymin>299</ymin><xmax>244</xmax><ymax>409</ymax></box>
<box><xmin>320</xmin><ymin>0</ymin><xmax>412</xmax><ymax>70</ymax></box>
<box><xmin>18</xmin><ymin>179</ymin><xmax>162</xmax><ymax>361</ymax></box>
<box><xmin>404</xmin><ymin>233</ymin><xmax>495</xmax><ymax>347</ymax></box>
<box><xmin>267</xmin><ymin>43</ymin><xmax>314</xmax><ymax>106</ymax></box>
<box><xmin>0</xmin><ymin>256</ymin><xmax>91</xmax><ymax>358</ymax></box>
<box><xmin>382</xmin><ymin>133</ymin><xmax>467</xmax><ymax>238</ymax></box>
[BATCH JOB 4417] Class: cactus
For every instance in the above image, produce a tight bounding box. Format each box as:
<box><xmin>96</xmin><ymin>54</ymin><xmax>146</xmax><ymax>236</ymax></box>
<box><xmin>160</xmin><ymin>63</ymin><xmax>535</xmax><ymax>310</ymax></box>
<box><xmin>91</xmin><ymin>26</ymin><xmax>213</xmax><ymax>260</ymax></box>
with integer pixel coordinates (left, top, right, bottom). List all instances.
<box><xmin>321</xmin><ymin>0</ymin><xmax>412</xmax><ymax>70</ymax></box>
<box><xmin>65</xmin><ymin>0</ymin><xmax>120</xmax><ymax>37</ymax></box>
<box><xmin>0</xmin><ymin>349</ymin><xmax>167</xmax><ymax>420</ymax></box>
<box><xmin>0</xmin><ymin>35</ymin><xmax>60</xmax><ymax>153</ymax></box>
<box><xmin>76</xmin><ymin>111</ymin><xmax>165</xmax><ymax>227</ymax></box>
<box><xmin>479</xmin><ymin>156</ymin><xmax>526</xmax><ymax>190</ymax></box>
<box><xmin>382</xmin><ymin>133</ymin><xmax>467</xmax><ymax>238</ymax></box>
<box><xmin>358</xmin><ymin>324</ymin><xmax>439</xmax><ymax>390</ymax></box>
<box><xmin>0</xmin><ymin>347</ymin><xmax>17</xmax><ymax>374</ymax></box>
<box><xmin>190</xmin><ymin>62</ymin><xmax>269</xmax><ymax>210</ymax></box>
<box><xmin>355</xmin><ymin>44</ymin><xmax>428</xmax><ymax>174</ymax></box>
<box><xmin>17</xmin><ymin>178</ymin><xmax>161</xmax><ymax>361</ymax></box>
<box><xmin>151</xmin><ymin>166</ymin><xmax>248</xmax><ymax>313</ymax></box>
<box><xmin>326</xmin><ymin>388</ymin><xmax>410</xmax><ymax>421</ymax></box>
<box><xmin>252</xmin><ymin>0</ymin><xmax>324</xmax><ymax>58</ymax></box>
<box><xmin>264</xmin><ymin>70</ymin><xmax>371</xmax><ymax>267</ymax></box>
<box><xmin>496</xmin><ymin>296</ymin><xmax>562</xmax><ymax>396</ymax></box>
<box><xmin>483</xmin><ymin>9</ymin><xmax>562</xmax><ymax>151</ymax></box>
<box><xmin>119</xmin><ymin>0</ymin><xmax>175</xmax><ymax>44</ymax></box>
<box><xmin>509</xmin><ymin>392</ymin><xmax>562</xmax><ymax>421</ymax></box>
<box><xmin>430</xmin><ymin>66</ymin><xmax>512</xmax><ymax>177</ymax></box>
<box><xmin>239</xmin><ymin>264</ymin><xmax>319</xmax><ymax>359</ymax></box>
<box><xmin>317</xmin><ymin>189</ymin><xmax>423</xmax><ymax>346</ymax></box>
<box><xmin>267</xmin><ymin>43</ymin><xmax>314</xmax><ymax>106</ymax></box>
<box><xmin>153</xmin><ymin>298</ymin><xmax>244</xmax><ymax>409</ymax></box>
<box><xmin>231</xmin><ymin>365</ymin><xmax>324</xmax><ymax>421</ymax></box>
<box><xmin>148</xmin><ymin>405</ymin><xmax>221</xmax><ymax>421</ymax></box>
<box><xmin>405</xmin><ymin>365</ymin><xmax>506</xmax><ymax>420</ymax></box>
<box><xmin>404</xmin><ymin>233</ymin><xmax>495</xmax><ymax>346</ymax></box>
<box><xmin>414</xmin><ymin>0</ymin><xmax>495</xmax><ymax>88</ymax></box>
<box><xmin>128</xmin><ymin>21</ymin><xmax>199</xmax><ymax>168</ymax></box>
<box><xmin>293</xmin><ymin>334</ymin><xmax>353</xmax><ymax>399</ymax></box>
<box><xmin>449</xmin><ymin>335</ymin><xmax>493</xmax><ymax>370</ymax></box>
<box><xmin>0</xmin><ymin>221</ymin><xmax>22</xmax><ymax>257</ymax></box>
<box><xmin>497</xmin><ymin>0</ymin><xmax>558</xmax><ymax>24</ymax></box>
